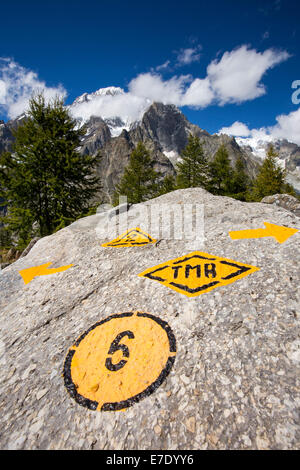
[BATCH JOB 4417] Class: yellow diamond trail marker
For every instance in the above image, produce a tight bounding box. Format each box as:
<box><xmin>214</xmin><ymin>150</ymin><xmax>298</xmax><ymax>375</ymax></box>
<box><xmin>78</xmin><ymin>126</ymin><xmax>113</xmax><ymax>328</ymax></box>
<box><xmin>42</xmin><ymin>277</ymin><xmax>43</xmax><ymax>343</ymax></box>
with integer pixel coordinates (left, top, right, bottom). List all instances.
<box><xmin>102</xmin><ymin>227</ymin><xmax>156</xmax><ymax>247</ymax></box>
<box><xmin>19</xmin><ymin>262</ymin><xmax>73</xmax><ymax>285</ymax></box>
<box><xmin>63</xmin><ymin>312</ymin><xmax>176</xmax><ymax>412</ymax></box>
<box><xmin>139</xmin><ymin>251</ymin><xmax>259</xmax><ymax>298</ymax></box>
<box><xmin>229</xmin><ymin>222</ymin><xmax>298</xmax><ymax>244</ymax></box>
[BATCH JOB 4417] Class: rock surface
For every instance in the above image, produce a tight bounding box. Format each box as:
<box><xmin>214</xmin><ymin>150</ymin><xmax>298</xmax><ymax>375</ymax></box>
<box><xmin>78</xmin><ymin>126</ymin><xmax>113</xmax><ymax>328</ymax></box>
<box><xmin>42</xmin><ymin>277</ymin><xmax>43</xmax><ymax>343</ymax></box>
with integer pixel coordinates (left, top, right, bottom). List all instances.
<box><xmin>261</xmin><ymin>193</ymin><xmax>300</xmax><ymax>217</ymax></box>
<box><xmin>0</xmin><ymin>188</ymin><xmax>299</xmax><ymax>450</ymax></box>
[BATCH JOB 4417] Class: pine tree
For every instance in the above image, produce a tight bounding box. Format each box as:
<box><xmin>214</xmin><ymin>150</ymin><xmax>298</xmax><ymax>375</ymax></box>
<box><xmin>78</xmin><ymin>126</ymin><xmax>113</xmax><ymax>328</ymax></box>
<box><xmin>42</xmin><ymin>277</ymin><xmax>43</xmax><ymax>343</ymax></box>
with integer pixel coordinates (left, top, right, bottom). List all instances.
<box><xmin>230</xmin><ymin>156</ymin><xmax>250</xmax><ymax>200</ymax></box>
<box><xmin>0</xmin><ymin>201</ymin><xmax>11</xmax><ymax>251</ymax></box>
<box><xmin>251</xmin><ymin>144</ymin><xmax>287</xmax><ymax>200</ymax></box>
<box><xmin>0</xmin><ymin>94</ymin><xmax>101</xmax><ymax>248</ymax></box>
<box><xmin>208</xmin><ymin>144</ymin><xmax>234</xmax><ymax>195</ymax></box>
<box><xmin>176</xmin><ymin>135</ymin><xmax>209</xmax><ymax>189</ymax></box>
<box><xmin>157</xmin><ymin>174</ymin><xmax>177</xmax><ymax>196</ymax></box>
<box><xmin>113</xmin><ymin>142</ymin><xmax>160</xmax><ymax>204</ymax></box>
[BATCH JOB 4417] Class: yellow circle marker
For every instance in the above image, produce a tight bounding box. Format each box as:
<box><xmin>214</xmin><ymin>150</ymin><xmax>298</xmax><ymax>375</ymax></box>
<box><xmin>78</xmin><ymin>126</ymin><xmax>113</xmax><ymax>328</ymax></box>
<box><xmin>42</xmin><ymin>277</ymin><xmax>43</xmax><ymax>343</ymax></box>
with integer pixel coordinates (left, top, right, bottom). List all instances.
<box><xmin>63</xmin><ymin>312</ymin><xmax>176</xmax><ymax>411</ymax></box>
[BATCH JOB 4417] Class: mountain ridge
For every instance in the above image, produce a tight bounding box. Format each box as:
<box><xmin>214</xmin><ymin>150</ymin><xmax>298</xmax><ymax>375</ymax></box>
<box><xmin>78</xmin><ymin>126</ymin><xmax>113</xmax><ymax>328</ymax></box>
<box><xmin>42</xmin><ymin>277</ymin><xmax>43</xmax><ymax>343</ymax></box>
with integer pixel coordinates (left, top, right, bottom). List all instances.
<box><xmin>1</xmin><ymin>89</ymin><xmax>299</xmax><ymax>196</ymax></box>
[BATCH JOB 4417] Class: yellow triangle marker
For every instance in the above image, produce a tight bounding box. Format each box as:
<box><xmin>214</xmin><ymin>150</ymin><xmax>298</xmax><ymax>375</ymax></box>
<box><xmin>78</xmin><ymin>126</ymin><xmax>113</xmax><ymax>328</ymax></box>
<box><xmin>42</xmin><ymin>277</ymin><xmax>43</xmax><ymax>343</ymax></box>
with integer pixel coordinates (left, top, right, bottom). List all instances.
<box><xmin>19</xmin><ymin>262</ymin><xmax>73</xmax><ymax>285</ymax></box>
<box><xmin>229</xmin><ymin>222</ymin><xmax>298</xmax><ymax>244</ymax></box>
<box><xmin>102</xmin><ymin>227</ymin><xmax>156</xmax><ymax>247</ymax></box>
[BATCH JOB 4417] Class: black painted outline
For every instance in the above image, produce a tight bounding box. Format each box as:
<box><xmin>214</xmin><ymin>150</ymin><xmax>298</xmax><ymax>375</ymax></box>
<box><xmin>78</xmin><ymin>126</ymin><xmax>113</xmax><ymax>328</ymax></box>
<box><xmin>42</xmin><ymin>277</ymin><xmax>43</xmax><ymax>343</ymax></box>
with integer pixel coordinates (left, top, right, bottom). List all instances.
<box><xmin>141</xmin><ymin>254</ymin><xmax>254</xmax><ymax>295</ymax></box>
<box><xmin>63</xmin><ymin>311</ymin><xmax>176</xmax><ymax>412</ymax></box>
<box><xmin>144</xmin><ymin>265</ymin><xmax>169</xmax><ymax>282</ymax></box>
<box><xmin>219</xmin><ymin>260</ymin><xmax>251</xmax><ymax>280</ymax></box>
<box><xmin>170</xmin><ymin>280</ymin><xmax>219</xmax><ymax>293</ymax></box>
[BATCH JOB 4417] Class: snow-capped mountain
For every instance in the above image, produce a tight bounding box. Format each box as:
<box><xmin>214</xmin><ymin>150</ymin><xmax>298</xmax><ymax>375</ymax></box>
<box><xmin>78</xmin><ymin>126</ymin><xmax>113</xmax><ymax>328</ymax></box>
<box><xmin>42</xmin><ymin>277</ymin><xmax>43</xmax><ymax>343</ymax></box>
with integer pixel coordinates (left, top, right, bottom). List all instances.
<box><xmin>1</xmin><ymin>86</ymin><xmax>300</xmax><ymax>197</ymax></box>
<box><xmin>235</xmin><ymin>136</ymin><xmax>300</xmax><ymax>191</ymax></box>
<box><xmin>71</xmin><ymin>86</ymin><xmax>125</xmax><ymax>105</ymax></box>
<box><xmin>235</xmin><ymin>136</ymin><xmax>275</xmax><ymax>160</ymax></box>
<box><xmin>69</xmin><ymin>86</ymin><xmax>151</xmax><ymax>137</ymax></box>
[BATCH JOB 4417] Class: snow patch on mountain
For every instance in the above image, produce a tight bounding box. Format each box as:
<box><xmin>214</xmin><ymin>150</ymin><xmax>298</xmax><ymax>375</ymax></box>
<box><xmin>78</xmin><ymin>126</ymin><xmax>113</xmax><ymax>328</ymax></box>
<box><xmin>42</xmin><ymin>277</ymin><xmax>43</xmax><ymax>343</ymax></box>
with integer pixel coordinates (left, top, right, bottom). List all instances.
<box><xmin>163</xmin><ymin>150</ymin><xmax>179</xmax><ymax>165</ymax></box>
<box><xmin>235</xmin><ymin>135</ymin><xmax>274</xmax><ymax>159</ymax></box>
<box><xmin>72</xmin><ymin>87</ymin><xmax>125</xmax><ymax>106</ymax></box>
<box><xmin>69</xmin><ymin>86</ymin><xmax>152</xmax><ymax>136</ymax></box>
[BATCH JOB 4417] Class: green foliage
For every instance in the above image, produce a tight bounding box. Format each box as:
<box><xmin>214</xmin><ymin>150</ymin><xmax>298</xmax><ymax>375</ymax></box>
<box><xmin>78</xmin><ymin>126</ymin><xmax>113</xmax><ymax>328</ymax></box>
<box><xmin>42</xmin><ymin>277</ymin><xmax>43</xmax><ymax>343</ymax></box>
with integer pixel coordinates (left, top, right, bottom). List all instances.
<box><xmin>113</xmin><ymin>141</ymin><xmax>160</xmax><ymax>204</ymax></box>
<box><xmin>176</xmin><ymin>135</ymin><xmax>208</xmax><ymax>189</ymax></box>
<box><xmin>282</xmin><ymin>182</ymin><xmax>297</xmax><ymax>197</ymax></box>
<box><xmin>251</xmin><ymin>144</ymin><xmax>287</xmax><ymax>201</ymax></box>
<box><xmin>0</xmin><ymin>94</ymin><xmax>101</xmax><ymax>248</ymax></box>
<box><xmin>0</xmin><ymin>222</ymin><xmax>12</xmax><ymax>250</ymax></box>
<box><xmin>157</xmin><ymin>174</ymin><xmax>177</xmax><ymax>196</ymax></box>
<box><xmin>207</xmin><ymin>145</ymin><xmax>234</xmax><ymax>195</ymax></box>
<box><xmin>227</xmin><ymin>156</ymin><xmax>251</xmax><ymax>201</ymax></box>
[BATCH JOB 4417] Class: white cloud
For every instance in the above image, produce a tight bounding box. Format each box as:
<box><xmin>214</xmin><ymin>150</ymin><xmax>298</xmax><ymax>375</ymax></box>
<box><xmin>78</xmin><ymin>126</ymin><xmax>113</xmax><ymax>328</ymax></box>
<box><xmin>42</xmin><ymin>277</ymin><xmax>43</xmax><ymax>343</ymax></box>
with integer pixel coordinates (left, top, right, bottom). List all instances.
<box><xmin>219</xmin><ymin>107</ymin><xmax>300</xmax><ymax>151</ymax></box>
<box><xmin>71</xmin><ymin>91</ymin><xmax>151</xmax><ymax>125</ymax></box>
<box><xmin>0</xmin><ymin>46</ymin><xmax>291</xmax><ymax>130</ymax></box>
<box><xmin>181</xmin><ymin>78</ymin><xmax>214</xmax><ymax>107</ymax></box>
<box><xmin>0</xmin><ymin>79</ymin><xmax>6</xmax><ymax>103</ymax></box>
<box><xmin>271</xmin><ymin>107</ymin><xmax>300</xmax><ymax>144</ymax></box>
<box><xmin>127</xmin><ymin>46</ymin><xmax>290</xmax><ymax>109</ymax></box>
<box><xmin>176</xmin><ymin>46</ymin><xmax>202</xmax><ymax>66</ymax></box>
<box><xmin>70</xmin><ymin>73</ymin><xmax>214</xmax><ymax>125</ymax></box>
<box><xmin>207</xmin><ymin>45</ymin><xmax>290</xmax><ymax>104</ymax></box>
<box><xmin>155</xmin><ymin>60</ymin><xmax>170</xmax><ymax>71</ymax></box>
<box><xmin>0</xmin><ymin>58</ymin><xmax>67</xmax><ymax>119</ymax></box>
<box><xmin>219</xmin><ymin>121</ymin><xmax>251</xmax><ymax>137</ymax></box>
<box><xmin>128</xmin><ymin>73</ymin><xmax>215</xmax><ymax>109</ymax></box>
<box><xmin>129</xmin><ymin>72</ymin><xmax>192</xmax><ymax>104</ymax></box>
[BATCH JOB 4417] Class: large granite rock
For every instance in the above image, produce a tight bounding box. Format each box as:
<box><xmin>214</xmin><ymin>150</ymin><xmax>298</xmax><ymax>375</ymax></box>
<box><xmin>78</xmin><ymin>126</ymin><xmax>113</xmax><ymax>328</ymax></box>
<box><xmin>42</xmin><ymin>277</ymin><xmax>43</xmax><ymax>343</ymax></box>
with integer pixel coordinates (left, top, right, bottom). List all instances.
<box><xmin>0</xmin><ymin>188</ymin><xmax>299</xmax><ymax>450</ymax></box>
<box><xmin>261</xmin><ymin>193</ymin><xmax>300</xmax><ymax>217</ymax></box>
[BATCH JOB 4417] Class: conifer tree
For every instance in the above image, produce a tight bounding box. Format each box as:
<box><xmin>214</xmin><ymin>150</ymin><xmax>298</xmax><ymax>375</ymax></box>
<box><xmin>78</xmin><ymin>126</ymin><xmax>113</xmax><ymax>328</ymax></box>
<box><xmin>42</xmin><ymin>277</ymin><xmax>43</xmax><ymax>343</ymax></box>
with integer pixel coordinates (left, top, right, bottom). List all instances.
<box><xmin>0</xmin><ymin>205</ymin><xmax>11</xmax><ymax>250</ymax></box>
<box><xmin>251</xmin><ymin>144</ymin><xmax>287</xmax><ymax>200</ymax></box>
<box><xmin>230</xmin><ymin>156</ymin><xmax>250</xmax><ymax>200</ymax></box>
<box><xmin>157</xmin><ymin>174</ymin><xmax>177</xmax><ymax>196</ymax></box>
<box><xmin>0</xmin><ymin>94</ymin><xmax>101</xmax><ymax>248</ymax></box>
<box><xmin>176</xmin><ymin>135</ymin><xmax>208</xmax><ymax>189</ymax></box>
<box><xmin>113</xmin><ymin>141</ymin><xmax>160</xmax><ymax>204</ymax></box>
<box><xmin>207</xmin><ymin>144</ymin><xmax>234</xmax><ymax>195</ymax></box>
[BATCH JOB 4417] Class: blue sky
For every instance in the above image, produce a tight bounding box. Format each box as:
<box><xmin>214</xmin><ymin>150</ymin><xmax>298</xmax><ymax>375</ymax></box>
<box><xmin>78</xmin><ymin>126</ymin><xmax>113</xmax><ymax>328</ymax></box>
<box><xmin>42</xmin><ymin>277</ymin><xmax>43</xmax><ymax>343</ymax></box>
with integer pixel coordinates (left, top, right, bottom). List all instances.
<box><xmin>0</xmin><ymin>0</ymin><xmax>299</xmax><ymax>143</ymax></box>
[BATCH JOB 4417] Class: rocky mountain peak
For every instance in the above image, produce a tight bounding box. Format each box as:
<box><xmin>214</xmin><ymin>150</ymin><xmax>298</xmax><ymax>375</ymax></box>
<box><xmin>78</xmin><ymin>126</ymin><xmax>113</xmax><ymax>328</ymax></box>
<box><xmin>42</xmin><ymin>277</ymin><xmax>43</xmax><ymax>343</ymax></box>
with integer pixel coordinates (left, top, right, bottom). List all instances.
<box><xmin>1</xmin><ymin>94</ymin><xmax>300</xmax><ymax>194</ymax></box>
<box><xmin>139</xmin><ymin>102</ymin><xmax>191</xmax><ymax>154</ymax></box>
<box><xmin>72</xmin><ymin>86</ymin><xmax>125</xmax><ymax>106</ymax></box>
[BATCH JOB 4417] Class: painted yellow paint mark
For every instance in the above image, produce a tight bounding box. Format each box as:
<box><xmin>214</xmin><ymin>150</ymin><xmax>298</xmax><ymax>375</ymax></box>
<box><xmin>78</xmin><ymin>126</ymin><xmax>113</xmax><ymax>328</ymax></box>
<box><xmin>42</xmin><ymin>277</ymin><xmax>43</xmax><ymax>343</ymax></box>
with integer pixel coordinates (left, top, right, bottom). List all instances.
<box><xmin>101</xmin><ymin>227</ymin><xmax>156</xmax><ymax>247</ymax></box>
<box><xmin>19</xmin><ymin>262</ymin><xmax>73</xmax><ymax>285</ymax></box>
<box><xmin>139</xmin><ymin>251</ymin><xmax>259</xmax><ymax>297</ymax></box>
<box><xmin>229</xmin><ymin>222</ymin><xmax>298</xmax><ymax>244</ymax></box>
<box><xmin>63</xmin><ymin>312</ymin><xmax>176</xmax><ymax>411</ymax></box>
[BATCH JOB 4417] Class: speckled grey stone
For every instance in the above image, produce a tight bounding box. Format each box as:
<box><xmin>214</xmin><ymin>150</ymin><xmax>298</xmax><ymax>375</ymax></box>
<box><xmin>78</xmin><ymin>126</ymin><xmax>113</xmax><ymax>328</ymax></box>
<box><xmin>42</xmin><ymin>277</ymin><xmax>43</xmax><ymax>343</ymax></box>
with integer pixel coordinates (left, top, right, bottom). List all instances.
<box><xmin>0</xmin><ymin>188</ymin><xmax>299</xmax><ymax>450</ymax></box>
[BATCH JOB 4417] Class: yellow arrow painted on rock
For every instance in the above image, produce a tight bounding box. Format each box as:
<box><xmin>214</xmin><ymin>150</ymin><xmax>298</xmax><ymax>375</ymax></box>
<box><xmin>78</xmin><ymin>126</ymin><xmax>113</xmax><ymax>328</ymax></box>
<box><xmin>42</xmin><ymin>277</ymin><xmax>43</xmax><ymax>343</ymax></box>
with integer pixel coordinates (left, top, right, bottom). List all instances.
<box><xmin>229</xmin><ymin>222</ymin><xmax>298</xmax><ymax>244</ymax></box>
<box><xmin>19</xmin><ymin>262</ymin><xmax>73</xmax><ymax>285</ymax></box>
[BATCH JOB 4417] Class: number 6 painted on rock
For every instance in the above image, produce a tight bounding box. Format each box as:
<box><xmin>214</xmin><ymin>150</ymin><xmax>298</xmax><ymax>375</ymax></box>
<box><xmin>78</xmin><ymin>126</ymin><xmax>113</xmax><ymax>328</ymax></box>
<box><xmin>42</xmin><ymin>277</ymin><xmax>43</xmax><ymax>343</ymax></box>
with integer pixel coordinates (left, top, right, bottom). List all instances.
<box><xmin>105</xmin><ymin>330</ymin><xmax>135</xmax><ymax>371</ymax></box>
